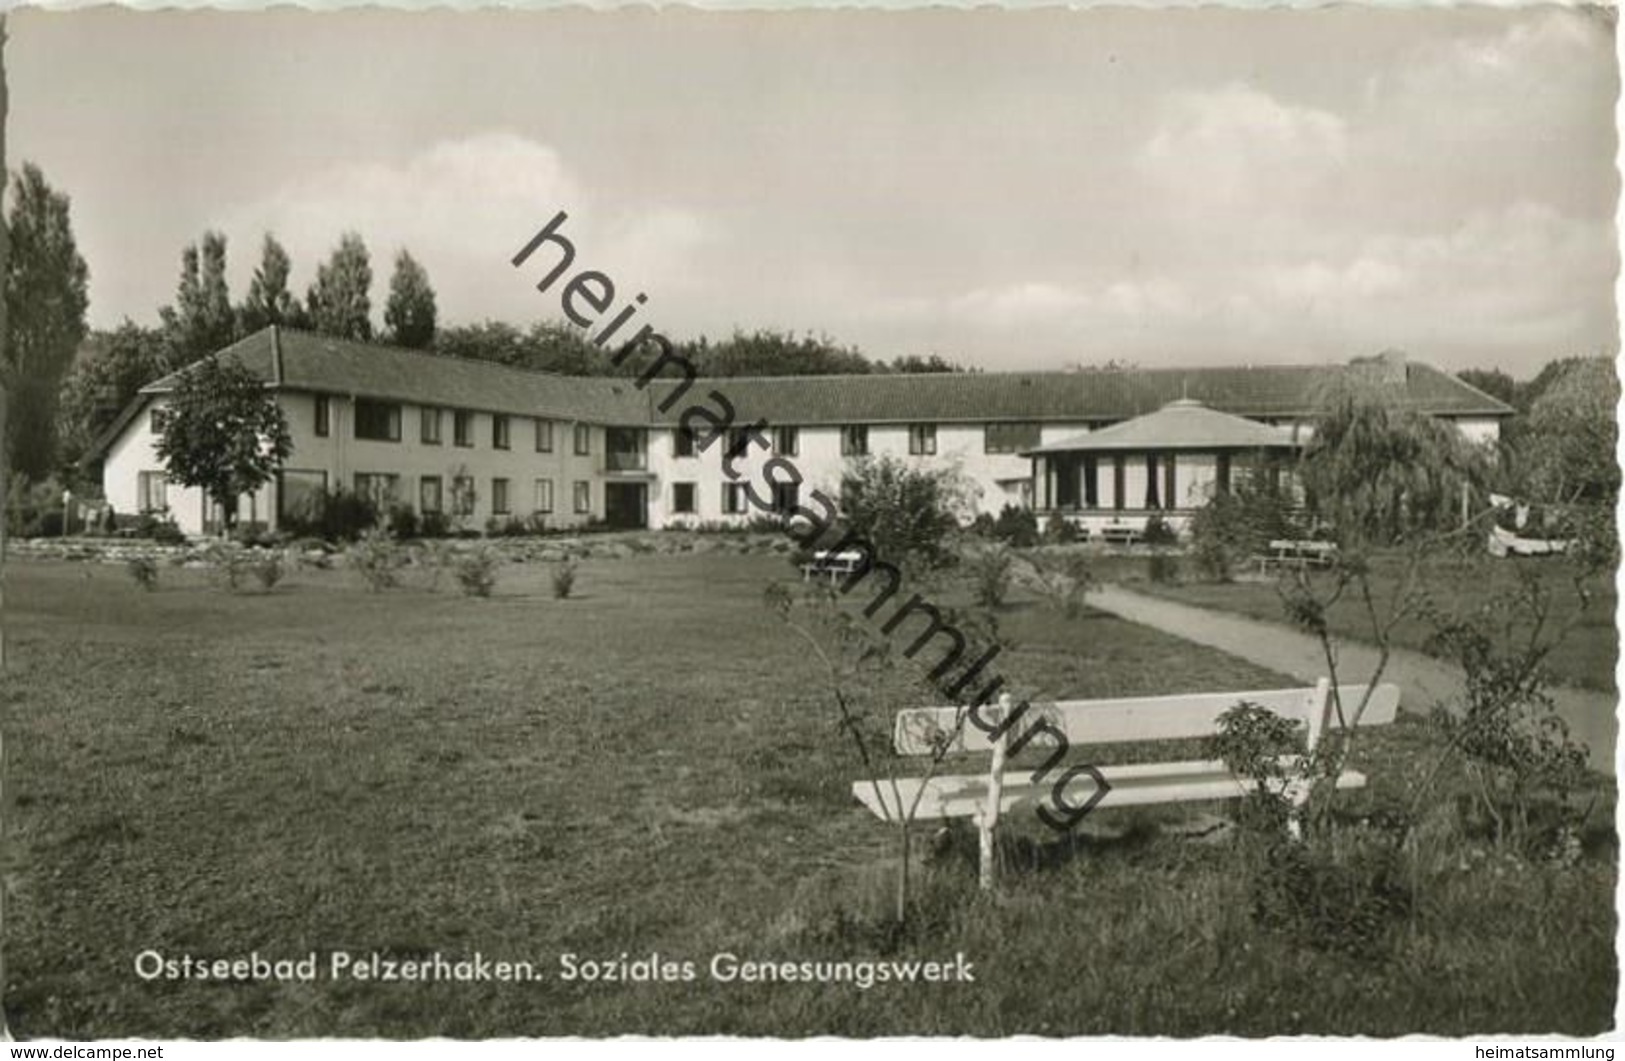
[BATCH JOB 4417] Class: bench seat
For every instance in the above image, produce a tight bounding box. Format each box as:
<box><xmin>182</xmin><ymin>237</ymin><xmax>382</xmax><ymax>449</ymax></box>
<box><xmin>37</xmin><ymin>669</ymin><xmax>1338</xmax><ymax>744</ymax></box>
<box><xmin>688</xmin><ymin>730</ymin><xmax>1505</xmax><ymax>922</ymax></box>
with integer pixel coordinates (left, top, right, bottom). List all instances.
<box><xmin>852</xmin><ymin>757</ymin><xmax>1368</xmax><ymax>822</ymax></box>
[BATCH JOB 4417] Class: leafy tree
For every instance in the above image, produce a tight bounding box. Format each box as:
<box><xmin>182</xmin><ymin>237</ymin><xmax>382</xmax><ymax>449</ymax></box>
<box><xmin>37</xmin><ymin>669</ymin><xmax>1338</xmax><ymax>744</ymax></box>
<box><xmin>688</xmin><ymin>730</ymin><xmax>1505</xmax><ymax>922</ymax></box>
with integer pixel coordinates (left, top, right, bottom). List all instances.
<box><xmin>1514</xmin><ymin>357</ymin><xmax>1618</xmax><ymax>510</ymax></box>
<box><xmin>434</xmin><ymin>319</ymin><xmax>609</xmax><ymax>374</ymax></box>
<box><xmin>154</xmin><ymin>357</ymin><xmax>292</xmax><ymax>534</ymax></box>
<box><xmin>1455</xmin><ymin>367</ymin><xmax>1519</xmax><ymax>409</ymax></box>
<box><xmin>836</xmin><ymin>454</ymin><xmax>977</xmax><ymax>574</ymax></box>
<box><xmin>55</xmin><ymin>322</ymin><xmax>171</xmax><ymax>481</ymax></box>
<box><xmin>307</xmin><ymin>232</ymin><xmax>373</xmax><ymax>341</ymax></box>
<box><xmin>383</xmin><ymin>250</ymin><xmax>437</xmax><ymax>348</ymax></box>
<box><xmin>239</xmin><ymin>234</ymin><xmax>304</xmax><ymax>333</ymax></box>
<box><xmin>160</xmin><ymin>231</ymin><xmax>237</xmax><ymax>363</ymax></box>
<box><xmin>684</xmin><ymin>328</ymin><xmax>874</xmax><ymax>377</ymax></box>
<box><xmin>889</xmin><ymin>353</ymin><xmax>968</xmax><ymax>374</ymax></box>
<box><xmin>3</xmin><ymin>162</ymin><xmax>89</xmax><ymax>481</ymax></box>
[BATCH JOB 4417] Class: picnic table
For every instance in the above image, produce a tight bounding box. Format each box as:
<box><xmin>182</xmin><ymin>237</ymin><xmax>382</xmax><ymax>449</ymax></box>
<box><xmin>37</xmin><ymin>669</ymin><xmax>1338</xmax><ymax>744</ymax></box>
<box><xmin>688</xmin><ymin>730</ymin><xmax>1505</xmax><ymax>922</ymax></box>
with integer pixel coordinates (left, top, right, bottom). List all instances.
<box><xmin>1256</xmin><ymin>539</ymin><xmax>1338</xmax><ymax>573</ymax></box>
<box><xmin>801</xmin><ymin>549</ymin><xmax>864</xmax><ymax>583</ymax></box>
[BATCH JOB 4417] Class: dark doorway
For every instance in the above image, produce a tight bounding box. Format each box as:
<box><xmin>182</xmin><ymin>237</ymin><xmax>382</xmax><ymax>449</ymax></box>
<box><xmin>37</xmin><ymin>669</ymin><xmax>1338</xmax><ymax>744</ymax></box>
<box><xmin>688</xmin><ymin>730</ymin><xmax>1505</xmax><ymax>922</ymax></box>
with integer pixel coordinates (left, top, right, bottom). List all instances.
<box><xmin>604</xmin><ymin>482</ymin><xmax>648</xmax><ymax>529</ymax></box>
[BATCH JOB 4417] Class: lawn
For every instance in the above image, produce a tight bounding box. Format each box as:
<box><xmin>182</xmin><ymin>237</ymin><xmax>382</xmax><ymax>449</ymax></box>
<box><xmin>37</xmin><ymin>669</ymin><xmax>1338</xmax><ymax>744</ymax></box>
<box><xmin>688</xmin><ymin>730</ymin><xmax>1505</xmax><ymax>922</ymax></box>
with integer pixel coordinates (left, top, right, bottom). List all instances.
<box><xmin>1094</xmin><ymin>549</ymin><xmax>1618</xmax><ymax>694</ymax></box>
<box><xmin>0</xmin><ymin>550</ymin><xmax>1615</xmax><ymax>1037</ymax></box>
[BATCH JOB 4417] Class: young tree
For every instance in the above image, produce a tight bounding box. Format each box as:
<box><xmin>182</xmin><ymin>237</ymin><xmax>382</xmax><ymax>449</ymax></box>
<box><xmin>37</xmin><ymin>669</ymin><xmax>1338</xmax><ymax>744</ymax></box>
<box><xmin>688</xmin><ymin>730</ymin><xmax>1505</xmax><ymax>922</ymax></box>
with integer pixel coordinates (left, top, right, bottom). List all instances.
<box><xmin>239</xmin><ymin>233</ymin><xmax>303</xmax><ymax>333</ymax></box>
<box><xmin>307</xmin><ymin>232</ymin><xmax>373</xmax><ymax>341</ymax></box>
<box><xmin>154</xmin><ymin>357</ymin><xmax>292</xmax><ymax>535</ymax></box>
<box><xmin>3</xmin><ymin>162</ymin><xmax>89</xmax><ymax>482</ymax></box>
<box><xmin>383</xmin><ymin>249</ymin><xmax>437</xmax><ymax>348</ymax></box>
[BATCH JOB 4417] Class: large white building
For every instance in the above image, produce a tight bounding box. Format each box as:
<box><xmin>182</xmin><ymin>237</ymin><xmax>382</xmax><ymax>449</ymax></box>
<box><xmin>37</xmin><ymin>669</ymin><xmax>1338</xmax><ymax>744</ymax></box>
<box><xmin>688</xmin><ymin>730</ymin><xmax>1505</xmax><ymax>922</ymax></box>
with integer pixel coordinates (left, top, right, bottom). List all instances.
<box><xmin>92</xmin><ymin>327</ymin><xmax>1511</xmax><ymax>538</ymax></box>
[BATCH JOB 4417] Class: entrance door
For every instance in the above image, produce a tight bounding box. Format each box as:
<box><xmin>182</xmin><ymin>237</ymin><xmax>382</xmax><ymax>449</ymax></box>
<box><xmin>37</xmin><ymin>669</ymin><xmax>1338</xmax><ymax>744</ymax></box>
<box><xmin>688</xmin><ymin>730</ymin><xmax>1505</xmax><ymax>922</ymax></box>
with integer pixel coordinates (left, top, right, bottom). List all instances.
<box><xmin>604</xmin><ymin>482</ymin><xmax>648</xmax><ymax>529</ymax></box>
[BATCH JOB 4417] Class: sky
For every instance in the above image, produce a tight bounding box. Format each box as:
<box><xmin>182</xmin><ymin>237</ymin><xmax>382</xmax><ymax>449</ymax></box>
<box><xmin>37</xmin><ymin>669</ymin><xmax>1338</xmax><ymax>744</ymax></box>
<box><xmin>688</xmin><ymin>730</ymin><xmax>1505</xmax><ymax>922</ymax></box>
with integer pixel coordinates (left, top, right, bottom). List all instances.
<box><xmin>9</xmin><ymin>5</ymin><xmax>1621</xmax><ymax>375</ymax></box>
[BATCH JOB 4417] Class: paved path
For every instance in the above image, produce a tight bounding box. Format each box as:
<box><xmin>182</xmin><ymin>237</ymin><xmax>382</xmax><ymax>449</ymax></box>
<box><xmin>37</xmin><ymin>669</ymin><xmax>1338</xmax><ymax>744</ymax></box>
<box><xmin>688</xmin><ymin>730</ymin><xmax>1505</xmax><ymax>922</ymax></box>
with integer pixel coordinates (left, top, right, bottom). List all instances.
<box><xmin>1086</xmin><ymin>583</ymin><xmax>1617</xmax><ymax>777</ymax></box>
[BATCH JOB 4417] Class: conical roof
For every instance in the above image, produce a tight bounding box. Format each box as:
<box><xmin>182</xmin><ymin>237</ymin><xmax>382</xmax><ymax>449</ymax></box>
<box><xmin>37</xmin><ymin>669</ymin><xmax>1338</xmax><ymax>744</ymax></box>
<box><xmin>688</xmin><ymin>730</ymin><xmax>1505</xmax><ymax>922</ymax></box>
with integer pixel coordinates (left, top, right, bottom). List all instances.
<box><xmin>1024</xmin><ymin>399</ymin><xmax>1299</xmax><ymax>454</ymax></box>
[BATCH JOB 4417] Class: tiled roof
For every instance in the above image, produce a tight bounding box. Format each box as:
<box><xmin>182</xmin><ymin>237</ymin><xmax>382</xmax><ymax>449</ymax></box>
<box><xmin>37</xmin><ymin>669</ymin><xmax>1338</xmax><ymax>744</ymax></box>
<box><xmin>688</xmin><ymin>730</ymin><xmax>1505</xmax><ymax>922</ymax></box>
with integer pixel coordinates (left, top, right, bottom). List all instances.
<box><xmin>1027</xmin><ymin>399</ymin><xmax>1299</xmax><ymax>454</ymax></box>
<box><xmin>139</xmin><ymin>327</ymin><xmax>1513</xmax><ymax>429</ymax></box>
<box><xmin>141</xmin><ymin>328</ymin><xmax>652</xmax><ymax>424</ymax></box>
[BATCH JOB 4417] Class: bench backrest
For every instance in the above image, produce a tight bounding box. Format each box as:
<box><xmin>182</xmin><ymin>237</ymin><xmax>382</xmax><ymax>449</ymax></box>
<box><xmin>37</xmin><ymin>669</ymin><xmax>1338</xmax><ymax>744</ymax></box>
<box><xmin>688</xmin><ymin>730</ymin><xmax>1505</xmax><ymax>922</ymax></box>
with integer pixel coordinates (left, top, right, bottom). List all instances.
<box><xmin>893</xmin><ymin>681</ymin><xmax>1400</xmax><ymax>757</ymax></box>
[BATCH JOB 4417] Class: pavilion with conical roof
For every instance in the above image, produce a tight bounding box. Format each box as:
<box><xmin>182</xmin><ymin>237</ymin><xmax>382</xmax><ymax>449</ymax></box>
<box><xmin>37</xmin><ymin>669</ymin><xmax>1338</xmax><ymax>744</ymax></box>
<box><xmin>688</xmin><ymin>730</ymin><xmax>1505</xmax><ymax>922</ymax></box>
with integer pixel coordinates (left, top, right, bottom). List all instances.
<box><xmin>1022</xmin><ymin>398</ymin><xmax>1301</xmax><ymax>532</ymax></box>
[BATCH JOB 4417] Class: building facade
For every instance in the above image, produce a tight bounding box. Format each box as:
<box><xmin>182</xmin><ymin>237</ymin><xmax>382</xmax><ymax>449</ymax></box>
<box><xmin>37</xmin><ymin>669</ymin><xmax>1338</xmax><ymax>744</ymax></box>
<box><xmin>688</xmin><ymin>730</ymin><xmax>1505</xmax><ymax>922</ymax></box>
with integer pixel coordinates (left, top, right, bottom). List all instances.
<box><xmin>93</xmin><ymin>328</ymin><xmax>1512</xmax><ymax>537</ymax></box>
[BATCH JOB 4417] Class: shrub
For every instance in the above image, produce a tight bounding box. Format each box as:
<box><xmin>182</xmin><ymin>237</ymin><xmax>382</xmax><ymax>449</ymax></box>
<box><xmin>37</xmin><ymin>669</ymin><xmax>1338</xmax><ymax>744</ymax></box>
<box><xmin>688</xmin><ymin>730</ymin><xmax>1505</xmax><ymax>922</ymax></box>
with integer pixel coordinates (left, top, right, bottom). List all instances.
<box><xmin>1188</xmin><ymin>472</ymin><xmax>1300</xmax><ymax>582</ymax></box>
<box><xmin>385</xmin><ymin>504</ymin><xmax>419</xmax><ymax>541</ymax></box>
<box><xmin>1147</xmin><ymin>551</ymin><xmax>1180</xmax><ymax>584</ymax></box>
<box><xmin>485</xmin><ymin>515</ymin><xmax>532</xmax><ymax>538</ymax></box>
<box><xmin>126</xmin><ymin>554</ymin><xmax>159</xmax><ymax>592</ymax></box>
<box><xmin>418</xmin><ymin>511</ymin><xmax>453</xmax><ymax>539</ymax></box>
<box><xmin>454</xmin><ymin>548</ymin><xmax>500</xmax><ymax>597</ymax></box>
<box><xmin>550</xmin><ymin>558</ymin><xmax>578</xmax><ymax>600</ymax></box>
<box><xmin>1042</xmin><ymin>515</ymin><xmax>1079</xmax><ymax>544</ymax></box>
<box><xmin>968</xmin><ymin>544</ymin><xmax>1014</xmax><ymax>608</ymax></box>
<box><xmin>346</xmin><ymin>530</ymin><xmax>406</xmax><ymax>591</ymax></box>
<box><xmin>282</xmin><ymin>487</ymin><xmax>379</xmax><ymax>543</ymax></box>
<box><xmin>6</xmin><ymin>476</ymin><xmax>67</xmax><ymax>537</ymax></box>
<box><xmin>968</xmin><ymin>512</ymin><xmax>997</xmax><ymax>539</ymax></box>
<box><xmin>201</xmin><ymin>543</ymin><xmax>253</xmax><ymax>592</ymax></box>
<box><xmin>1246</xmin><ymin>833</ymin><xmax>1412</xmax><ymax>957</ymax></box>
<box><xmin>1141</xmin><ymin>513</ymin><xmax>1179</xmax><ymax>547</ymax></box>
<box><xmin>837</xmin><ymin>455</ymin><xmax>977</xmax><ymax>573</ymax></box>
<box><xmin>252</xmin><ymin>552</ymin><xmax>285</xmax><ymax>592</ymax></box>
<box><xmin>149</xmin><ymin>518</ymin><xmax>187</xmax><ymax>546</ymax></box>
<box><xmin>1030</xmin><ymin>551</ymin><xmax>1093</xmax><ymax>619</ymax></box>
<box><xmin>991</xmin><ymin>504</ymin><xmax>1039</xmax><ymax>547</ymax></box>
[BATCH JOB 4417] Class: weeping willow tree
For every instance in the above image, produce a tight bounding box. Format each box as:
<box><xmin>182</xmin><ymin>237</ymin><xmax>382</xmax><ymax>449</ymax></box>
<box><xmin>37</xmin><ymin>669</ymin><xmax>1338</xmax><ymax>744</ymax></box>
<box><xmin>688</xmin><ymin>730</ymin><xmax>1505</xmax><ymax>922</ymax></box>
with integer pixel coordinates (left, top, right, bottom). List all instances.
<box><xmin>1278</xmin><ymin>374</ymin><xmax>1489</xmax><ymax>825</ymax></box>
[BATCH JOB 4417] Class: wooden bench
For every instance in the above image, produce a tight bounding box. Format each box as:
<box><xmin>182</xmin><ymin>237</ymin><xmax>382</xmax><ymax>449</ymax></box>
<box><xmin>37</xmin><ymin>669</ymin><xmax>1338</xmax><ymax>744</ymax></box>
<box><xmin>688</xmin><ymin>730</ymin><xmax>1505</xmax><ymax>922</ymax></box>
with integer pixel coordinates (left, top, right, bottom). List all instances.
<box><xmin>801</xmin><ymin>549</ymin><xmax>864</xmax><ymax>582</ymax></box>
<box><xmin>1256</xmin><ymin>539</ymin><xmax>1338</xmax><ymax>573</ymax></box>
<box><xmin>852</xmin><ymin>679</ymin><xmax>1400</xmax><ymax>888</ymax></box>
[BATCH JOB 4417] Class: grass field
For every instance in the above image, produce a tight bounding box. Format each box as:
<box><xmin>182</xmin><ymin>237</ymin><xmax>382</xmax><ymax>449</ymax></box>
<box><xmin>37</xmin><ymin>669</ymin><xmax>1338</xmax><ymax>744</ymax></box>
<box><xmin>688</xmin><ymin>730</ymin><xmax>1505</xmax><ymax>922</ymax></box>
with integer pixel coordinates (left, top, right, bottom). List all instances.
<box><xmin>1</xmin><ymin>551</ymin><xmax>1616</xmax><ymax>1037</ymax></box>
<box><xmin>1093</xmin><ymin>550</ymin><xmax>1618</xmax><ymax>694</ymax></box>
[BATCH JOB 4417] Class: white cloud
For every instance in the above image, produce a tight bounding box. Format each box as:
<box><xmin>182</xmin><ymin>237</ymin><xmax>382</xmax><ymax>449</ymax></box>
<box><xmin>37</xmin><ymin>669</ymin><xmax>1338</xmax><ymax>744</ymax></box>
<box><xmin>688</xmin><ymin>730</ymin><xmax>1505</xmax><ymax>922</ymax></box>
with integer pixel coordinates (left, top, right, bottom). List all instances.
<box><xmin>219</xmin><ymin>132</ymin><xmax>714</xmax><ymax>326</ymax></box>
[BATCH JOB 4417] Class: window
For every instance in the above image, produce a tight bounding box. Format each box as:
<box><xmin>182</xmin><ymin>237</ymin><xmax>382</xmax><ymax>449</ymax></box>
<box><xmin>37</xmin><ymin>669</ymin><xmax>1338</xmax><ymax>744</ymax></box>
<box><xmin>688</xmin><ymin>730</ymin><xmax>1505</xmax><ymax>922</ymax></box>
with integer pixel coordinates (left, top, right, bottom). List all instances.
<box><xmin>534</xmin><ymin>478</ymin><xmax>554</xmax><ymax>513</ymax></box>
<box><xmin>149</xmin><ymin>408</ymin><xmax>170</xmax><ymax>435</ymax></box>
<box><xmin>723</xmin><ymin>483</ymin><xmax>748</xmax><ymax>514</ymax></box>
<box><xmin>454</xmin><ymin>410</ymin><xmax>474</xmax><ymax>448</ymax></box>
<box><xmin>278</xmin><ymin>469</ymin><xmax>328</xmax><ymax>521</ymax></box>
<box><xmin>453</xmin><ymin>475</ymin><xmax>476</xmax><ymax>516</ymax></box>
<box><xmin>573</xmin><ymin>480</ymin><xmax>591</xmax><ymax>514</ymax></box>
<box><xmin>421</xmin><ymin>407</ymin><xmax>443</xmax><ymax>445</ymax></box>
<box><xmin>606</xmin><ymin>428</ymin><xmax>647</xmax><ymax>471</ymax></box>
<box><xmin>985</xmin><ymin>421</ymin><xmax>1041</xmax><ymax>454</ymax></box>
<box><xmin>137</xmin><ymin>471</ymin><xmax>168</xmax><ymax>513</ymax></box>
<box><xmin>908</xmin><ymin>423</ymin><xmax>937</xmax><ymax>456</ymax></box>
<box><xmin>535</xmin><ymin>419</ymin><xmax>554</xmax><ymax>453</ymax></box>
<box><xmin>354</xmin><ymin>400</ymin><xmax>401</xmax><ymax>442</ymax></box>
<box><xmin>725</xmin><ymin>427</ymin><xmax>753</xmax><ymax>459</ymax></box>
<box><xmin>354</xmin><ymin>473</ymin><xmax>401</xmax><ymax>506</ymax></box>
<box><xmin>492</xmin><ymin>477</ymin><xmax>511</xmax><ymax>515</ymax></box>
<box><xmin>574</xmin><ymin>423</ymin><xmax>591</xmax><ymax>456</ymax></box>
<box><xmin>672</xmin><ymin>482</ymin><xmax>697</xmax><ymax>514</ymax></box>
<box><xmin>841</xmin><ymin>425</ymin><xmax>869</xmax><ymax>457</ymax></box>
<box><xmin>493</xmin><ymin>415</ymin><xmax>511</xmax><ymax>450</ymax></box>
<box><xmin>1145</xmin><ymin>454</ymin><xmax>1161</xmax><ymax>510</ymax></box>
<box><xmin>673</xmin><ymin>427</ymin><xmax>696</xmax><ymax>458</ymax></box>
<box><xmin>1112</xmin><ymin>456</ymin><xmax>1126</xmax><ymax>512</ymax></box>
<box><xmin>420</xmin><ymin>476</ymin><xmax>443</xmax><ymax>514</ymax></box>
<box><xmin>774</xmin><ymin>426</ymin><xmax>799</xmax><ymax>456</ymax></box>
<box><xmin>313</xmin><ymin>396</ymin><xmax>330</xmax><ymax>438</ymax></box>
<box><xmin>771</xmin><ymin>480</ymin><xmax>800</xmax><ymax>515</ymax></box>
